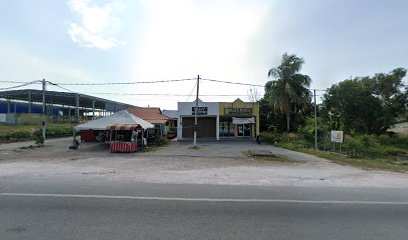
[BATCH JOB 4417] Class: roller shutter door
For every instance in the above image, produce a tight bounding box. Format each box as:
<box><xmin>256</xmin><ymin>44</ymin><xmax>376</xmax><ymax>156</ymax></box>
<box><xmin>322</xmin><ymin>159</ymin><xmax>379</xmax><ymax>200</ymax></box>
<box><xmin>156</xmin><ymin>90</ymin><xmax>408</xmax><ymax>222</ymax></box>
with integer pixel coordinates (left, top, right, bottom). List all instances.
<box><xmin>182</xmin><ymin>117</ymin><xmax>216</xmax><ymax>138</ymax></box>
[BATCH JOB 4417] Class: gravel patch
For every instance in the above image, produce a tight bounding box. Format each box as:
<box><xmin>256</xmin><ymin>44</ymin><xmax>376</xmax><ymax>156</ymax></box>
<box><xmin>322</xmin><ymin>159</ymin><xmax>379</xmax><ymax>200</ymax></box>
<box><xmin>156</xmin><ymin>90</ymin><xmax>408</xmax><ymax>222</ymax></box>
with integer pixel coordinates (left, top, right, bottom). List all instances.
<box><xmin>1</xmin><ymin>138</ymin><xmax>407</xmax><ymax>188</ymax></box>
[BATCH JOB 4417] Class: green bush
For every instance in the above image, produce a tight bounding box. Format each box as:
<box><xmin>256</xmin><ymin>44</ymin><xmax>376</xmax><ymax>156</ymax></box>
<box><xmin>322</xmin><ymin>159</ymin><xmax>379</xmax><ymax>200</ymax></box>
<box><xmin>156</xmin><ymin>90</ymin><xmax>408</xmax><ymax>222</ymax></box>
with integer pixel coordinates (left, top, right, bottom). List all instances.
<box><xmin>260</xmin><ymin>132</ymin><xmax>282</xmax><ymax>144</ymax></box>
<box><xmin>31</xmin><ymin>128</ymin><xmax>46</xmax><ymax>144</ymax></box>
<box><xmin>7</xmin><ymin>130</ymin><xmax>32</xmax><ymax>140</ymax></box>
<box><xmin>45</xmin><ymin>125</ymin><xmax>73</xmax><ymax>137</ymax></box>
<box><xmin>0</xmin><ymin>130</ymin><xmax>32</xmax><ymax>141</ymax></box>
<box><xmin>377</xmin><ymin>134</ymin><xmax>408</xmax><ymax>149</ymax></box>
<box><xmin>262</xmin><ymin>127</ymin><xmax>407</xmax><ymax>159</ymax></box>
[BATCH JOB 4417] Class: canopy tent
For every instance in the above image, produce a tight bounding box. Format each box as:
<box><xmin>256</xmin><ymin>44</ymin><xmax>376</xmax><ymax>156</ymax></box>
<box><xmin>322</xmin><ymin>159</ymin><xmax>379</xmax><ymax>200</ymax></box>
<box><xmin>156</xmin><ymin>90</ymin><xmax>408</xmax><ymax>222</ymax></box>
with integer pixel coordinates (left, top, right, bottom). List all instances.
<box><xmin>232</xmin><ymin>117</ymin><xmax>255</xmax><ymax>124</ymax></box>
<box><xmin>75</xmin><ymin>110</ymin><xmax>154</xmax><ymax>131</ymax></box>
<box><xmin>107</xmin><ymin>124</ymin><xmax>140</xmax><ymax>131</ymax></box>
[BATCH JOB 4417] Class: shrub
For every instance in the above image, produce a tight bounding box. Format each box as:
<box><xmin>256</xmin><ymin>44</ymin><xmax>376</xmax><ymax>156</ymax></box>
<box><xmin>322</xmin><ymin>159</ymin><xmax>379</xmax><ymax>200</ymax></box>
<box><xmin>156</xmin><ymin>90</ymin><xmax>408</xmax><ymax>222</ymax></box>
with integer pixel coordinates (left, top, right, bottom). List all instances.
<box><xmin>260</xmin><ymin>132</ymin><xmax>283</xmax><ymax>144</ymax></box>
<box><xmin>32</xmin><ymin>128</ymin><xmax>44</xmax><ymax>144</ymax></box>
<box><xmin>7</xmin><ymin>130</ymin><xmax>32</xmax><ymax>140</ymax></box>
<box><xmin>45</xmin><ymin>125</ymin><xmax>73</xmax><ymax>137</ymax></box>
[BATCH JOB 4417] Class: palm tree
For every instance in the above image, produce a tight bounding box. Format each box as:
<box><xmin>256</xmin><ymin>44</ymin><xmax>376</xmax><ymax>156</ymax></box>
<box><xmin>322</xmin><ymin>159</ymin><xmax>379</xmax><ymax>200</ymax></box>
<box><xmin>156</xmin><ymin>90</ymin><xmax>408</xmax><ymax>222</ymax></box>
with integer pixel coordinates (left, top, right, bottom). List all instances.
<box><xmin>265</xmin><ymin>52</ymin><xmax>311</xmax><ymax>132</ymax></box>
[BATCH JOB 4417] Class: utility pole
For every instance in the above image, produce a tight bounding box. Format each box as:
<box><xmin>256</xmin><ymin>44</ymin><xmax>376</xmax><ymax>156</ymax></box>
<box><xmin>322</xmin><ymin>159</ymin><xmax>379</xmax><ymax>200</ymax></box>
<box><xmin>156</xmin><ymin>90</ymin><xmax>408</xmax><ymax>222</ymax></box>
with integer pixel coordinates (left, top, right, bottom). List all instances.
<box><xmin>42</xmin><ymin>79</ymin><xmax>46</xmax><ymax>142</ymax></box>
<box><xmin>314</xmin><ymin>89</ymin><xmax>317</xmax><ymax>150</ymax></box>
<box><xmin>193</xmin><ymin>75</ymin><xmax>200</xmax><ymax>146</ymax></box>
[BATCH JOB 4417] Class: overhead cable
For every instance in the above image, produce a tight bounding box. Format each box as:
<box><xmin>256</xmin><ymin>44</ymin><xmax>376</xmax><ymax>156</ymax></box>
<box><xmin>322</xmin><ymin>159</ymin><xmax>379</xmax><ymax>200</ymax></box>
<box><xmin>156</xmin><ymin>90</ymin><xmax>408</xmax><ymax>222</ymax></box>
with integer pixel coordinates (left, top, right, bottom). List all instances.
<box><xmin>89</xmin><ymin>93</ymin><xmax>249</xmax><ymax>96</ymax></box>
<box><xmin>54</xmin><ymin>78</ymin><xmax>196</xmax><ymax>86</ymax></box>
<box><xmin>0</xmin><ymin>80</ymin><xmax>42</xmax><ymax>91</ymax></box>
<box><xmin>201</xmin><ymin>78</ymin><xmax>264</xmax><ymax>87</ymax></box>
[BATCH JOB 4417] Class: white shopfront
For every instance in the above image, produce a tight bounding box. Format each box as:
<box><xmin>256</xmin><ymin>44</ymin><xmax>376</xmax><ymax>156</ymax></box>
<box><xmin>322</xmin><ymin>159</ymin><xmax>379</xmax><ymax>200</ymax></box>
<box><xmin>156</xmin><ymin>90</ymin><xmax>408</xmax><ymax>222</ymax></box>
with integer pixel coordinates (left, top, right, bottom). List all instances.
<box><xmin>177</xmin><ymin>99</ymin><xmax>219</xmax><ymax>140</ymax></box>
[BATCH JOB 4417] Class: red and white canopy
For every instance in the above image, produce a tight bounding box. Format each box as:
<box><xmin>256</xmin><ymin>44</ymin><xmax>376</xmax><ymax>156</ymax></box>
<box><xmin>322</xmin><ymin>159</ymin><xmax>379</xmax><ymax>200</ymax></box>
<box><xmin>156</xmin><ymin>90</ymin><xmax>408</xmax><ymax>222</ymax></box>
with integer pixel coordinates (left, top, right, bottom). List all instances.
<box><xmin>107</xmin><ymin>124</ymin><xmax>140</xmax><ymax>131</ymax></box>
<box><xmin>75</xmin><ymin>110</ymin><xmax>154</xmax><ymax>131</ymax></box>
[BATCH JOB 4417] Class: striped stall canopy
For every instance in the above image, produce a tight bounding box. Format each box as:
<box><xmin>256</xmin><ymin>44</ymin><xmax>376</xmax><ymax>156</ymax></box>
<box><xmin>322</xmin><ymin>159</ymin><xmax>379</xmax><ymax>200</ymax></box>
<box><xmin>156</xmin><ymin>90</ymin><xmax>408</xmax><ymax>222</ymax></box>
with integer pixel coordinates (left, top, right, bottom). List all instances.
<box><xmin>107</xmin><ymin>124</ymin><xmax>140</xmax><ymax>131</ymax></box>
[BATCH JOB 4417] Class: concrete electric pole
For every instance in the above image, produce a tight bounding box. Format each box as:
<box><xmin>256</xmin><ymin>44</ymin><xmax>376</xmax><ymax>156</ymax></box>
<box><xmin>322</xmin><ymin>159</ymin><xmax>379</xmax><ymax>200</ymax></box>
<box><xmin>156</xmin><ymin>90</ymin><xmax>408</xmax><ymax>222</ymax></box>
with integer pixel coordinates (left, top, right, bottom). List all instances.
<box><xmin>314</xmin><ymin>89</ymin><xmax>317</xmax><ymax>150</ymax></box>
<box><xmin>42</xmin><ymin>79</ymin><xmax>46</xmax><ymax>142</ymax></box>
<box><xmin>193</xmin><ymin>75</ymin><xmax>200</xmax><ymax>146</ymax></box>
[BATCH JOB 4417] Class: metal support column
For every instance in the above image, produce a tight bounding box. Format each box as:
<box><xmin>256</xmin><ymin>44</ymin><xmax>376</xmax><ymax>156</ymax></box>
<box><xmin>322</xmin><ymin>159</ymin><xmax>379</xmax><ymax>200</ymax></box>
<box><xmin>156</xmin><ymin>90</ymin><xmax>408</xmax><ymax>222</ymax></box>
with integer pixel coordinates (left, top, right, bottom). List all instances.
<box><xmin>75</xmin><ymin>93</ymin><xmax>80</xmax><ymax>122</ymax></box>
<box><xmin>28</xmin><ymin>90</ymin><xmax>32</xmax><ymax>113</ymax></box>
<box><xmin>92</xmin><ymin>100</ymin><xmax>95</xmax><ymax>119</ymax></box>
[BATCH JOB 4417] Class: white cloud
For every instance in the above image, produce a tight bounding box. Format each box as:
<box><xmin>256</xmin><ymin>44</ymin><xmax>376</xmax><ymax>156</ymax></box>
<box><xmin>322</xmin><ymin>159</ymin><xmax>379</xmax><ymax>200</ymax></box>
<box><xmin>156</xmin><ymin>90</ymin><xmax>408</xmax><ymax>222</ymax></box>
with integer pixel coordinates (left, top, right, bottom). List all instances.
<box><xmin>0</xmin><ymin>39</ymin><xmax>93</xmax><ymax>87</ymax></box>
<box><xmin>67</xmin><ymin>0</ymin><xmax>126</xmax><ymax>50</ymax></box>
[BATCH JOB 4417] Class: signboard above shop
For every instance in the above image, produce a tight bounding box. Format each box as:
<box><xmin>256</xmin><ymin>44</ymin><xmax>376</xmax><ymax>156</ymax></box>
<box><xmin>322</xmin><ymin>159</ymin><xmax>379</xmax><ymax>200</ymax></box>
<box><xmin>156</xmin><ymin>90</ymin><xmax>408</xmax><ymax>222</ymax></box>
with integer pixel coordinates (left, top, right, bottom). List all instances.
<box><xmin>224</xmin><ymin>108</ymin><xmax>252</xmax><ymax>115</ymax></box>
<box><xmin>192</xmin><ymin>107</ymin><xmax>208</xmax><ymax>115</ymax></box>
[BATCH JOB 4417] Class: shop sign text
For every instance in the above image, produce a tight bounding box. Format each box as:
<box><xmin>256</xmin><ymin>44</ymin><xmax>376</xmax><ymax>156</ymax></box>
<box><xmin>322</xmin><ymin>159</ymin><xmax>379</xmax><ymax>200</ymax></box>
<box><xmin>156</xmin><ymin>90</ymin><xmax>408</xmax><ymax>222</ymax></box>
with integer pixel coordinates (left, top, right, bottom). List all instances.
<box><xmin>192</xmin><ymin>107</ymin><xmax>208</xmax><ymax>115</ymax></box>
<box><xmin>224</xmin><ymin>108</ymin><xmax>252</xmax><ymax>115</ymax></box>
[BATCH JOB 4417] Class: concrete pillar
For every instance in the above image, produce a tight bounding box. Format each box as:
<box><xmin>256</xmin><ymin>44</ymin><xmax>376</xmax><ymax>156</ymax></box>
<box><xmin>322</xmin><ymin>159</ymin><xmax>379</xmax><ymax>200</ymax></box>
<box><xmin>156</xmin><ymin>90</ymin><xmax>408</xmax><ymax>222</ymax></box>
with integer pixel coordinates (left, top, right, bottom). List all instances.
<box><xmin>216</xmin><ymin>115</ymin><xmax>220</xmax><ymax>141</ymax></box>
<box><xmin>177</xmin><ymin>116</ymin><xmax>182</xmax><ymax>140</ymax></box>
<box><xmin>28</xmin><ymin>90</ymin><xmax>32</xmax><ymax>113</ymax></box>
<box><xmin>68</xmin><ymin>106</ymin><xmax>71</xmax><ymax>121</ymax></box>
<box><xmin>7</xmin><ymin>99</ymin><xmax>10</xmax><ymax>113</ymax></box>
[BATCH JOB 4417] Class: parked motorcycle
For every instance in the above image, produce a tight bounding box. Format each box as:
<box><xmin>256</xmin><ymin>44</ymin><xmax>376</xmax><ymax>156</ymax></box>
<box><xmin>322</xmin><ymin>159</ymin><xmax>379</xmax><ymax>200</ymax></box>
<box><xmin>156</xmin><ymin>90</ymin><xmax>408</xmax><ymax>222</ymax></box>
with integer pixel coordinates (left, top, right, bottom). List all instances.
<box><xmin>255</xmin><ymin>135</ymin><xmax>263</xmax><ymax>144</ymax></box>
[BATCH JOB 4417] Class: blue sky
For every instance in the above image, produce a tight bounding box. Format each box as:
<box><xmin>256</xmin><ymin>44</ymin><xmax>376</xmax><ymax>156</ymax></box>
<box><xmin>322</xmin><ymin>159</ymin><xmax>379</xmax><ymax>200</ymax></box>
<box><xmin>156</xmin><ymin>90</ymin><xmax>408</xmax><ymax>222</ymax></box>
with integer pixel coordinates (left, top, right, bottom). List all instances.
<box><xmin>0</xmin><ymin>0</ymin><xmax>407</xmax><ymax>109</ymax></box>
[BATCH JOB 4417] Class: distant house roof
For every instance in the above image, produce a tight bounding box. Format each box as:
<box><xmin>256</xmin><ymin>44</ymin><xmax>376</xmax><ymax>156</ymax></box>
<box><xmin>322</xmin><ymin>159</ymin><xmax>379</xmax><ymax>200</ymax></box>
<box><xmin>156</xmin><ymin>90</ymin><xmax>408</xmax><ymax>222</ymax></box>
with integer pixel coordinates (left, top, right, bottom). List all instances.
<box><xmin>162</xmin><ymin>110</ymin><xmax>178</xmax><ymax>119</ymax></box>
<box><xmin>127</xmin><ymin>107</ymin><xmax>169</xmax><ymax>124</ymax></box>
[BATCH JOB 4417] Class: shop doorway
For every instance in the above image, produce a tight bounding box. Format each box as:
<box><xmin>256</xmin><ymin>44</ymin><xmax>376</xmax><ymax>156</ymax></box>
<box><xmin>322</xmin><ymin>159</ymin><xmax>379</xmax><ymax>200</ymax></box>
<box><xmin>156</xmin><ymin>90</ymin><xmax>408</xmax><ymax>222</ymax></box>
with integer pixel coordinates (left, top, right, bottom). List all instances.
<box><xmin>237</xmin><ymin>124</ymin><xmax>251</xmax><ymax>137</ymax></box>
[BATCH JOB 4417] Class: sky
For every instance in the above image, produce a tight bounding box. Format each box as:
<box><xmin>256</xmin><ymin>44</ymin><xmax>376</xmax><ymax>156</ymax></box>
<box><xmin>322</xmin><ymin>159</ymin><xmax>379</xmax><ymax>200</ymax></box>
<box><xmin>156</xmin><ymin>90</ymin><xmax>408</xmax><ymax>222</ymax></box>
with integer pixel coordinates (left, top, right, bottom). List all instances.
<box><xmin>0</xmin><ymin>0</ymin><xmax>407</xmax><ymax>109</ymax></box>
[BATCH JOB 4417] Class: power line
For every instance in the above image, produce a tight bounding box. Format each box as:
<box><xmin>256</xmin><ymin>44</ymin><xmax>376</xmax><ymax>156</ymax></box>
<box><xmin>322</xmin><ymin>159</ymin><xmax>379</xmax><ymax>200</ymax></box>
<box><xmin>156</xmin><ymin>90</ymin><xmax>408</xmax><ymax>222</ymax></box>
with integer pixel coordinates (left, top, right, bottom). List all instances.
<box><xmin>0</xmin><ymin>80</ymin><xmax>31</xmax><ymax>84</ymax></box>
<box><xmin>201</xmin><ymin>78</ymin><xmax>264</xmax><ymax>87</ymax></box>
<box><xmin>53</xmin><ymin>78</ymin><xmax>196</xmax><ymax>86</ymax></box>
<box><xmin>0</xmin><ymin>80</ymin><xmax>42</xmax><ymax>91</ymax></box>
<box><xmin>177</xmin><ymin>80</ymin><xmax>198</xmax><ymax>114</ymax></box>
<box><xmin>46</xmin><ymin>81</ymin><xmax>76</xmax><ymax>93</ymax></box>
<box><xmin>89</xmin><ymin>93</ymin><xmax>249</xmax><ymax>97</ymax></box>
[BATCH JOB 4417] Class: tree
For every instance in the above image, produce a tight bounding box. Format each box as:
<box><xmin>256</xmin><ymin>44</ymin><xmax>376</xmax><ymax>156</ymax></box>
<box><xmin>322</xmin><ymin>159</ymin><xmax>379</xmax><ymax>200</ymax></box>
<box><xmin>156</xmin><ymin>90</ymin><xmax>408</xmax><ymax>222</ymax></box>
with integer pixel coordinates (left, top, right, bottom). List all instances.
<box><xmin>247</xmin><ymin>88</ymin><xmax>261</xmax><ymax>102</ymax></box>
<box><xmin>321</xmin><ymin>68</ymin><xmax>407</xmax><ymax>134</ymax></box>
<box><xmin>265</xmin><ymin>52</ymin><xmax>312</xmax><ymax>132</ymax></box>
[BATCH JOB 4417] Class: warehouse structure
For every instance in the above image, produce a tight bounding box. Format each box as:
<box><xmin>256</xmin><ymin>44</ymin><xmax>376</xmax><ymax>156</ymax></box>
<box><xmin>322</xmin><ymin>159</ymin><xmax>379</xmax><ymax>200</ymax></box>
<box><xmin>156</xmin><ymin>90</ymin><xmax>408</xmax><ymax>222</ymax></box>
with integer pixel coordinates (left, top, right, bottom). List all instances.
<box><xmin>0</xmin><ymin>89</ymin><xmax>135</xmax><ymax>125</ymax></box>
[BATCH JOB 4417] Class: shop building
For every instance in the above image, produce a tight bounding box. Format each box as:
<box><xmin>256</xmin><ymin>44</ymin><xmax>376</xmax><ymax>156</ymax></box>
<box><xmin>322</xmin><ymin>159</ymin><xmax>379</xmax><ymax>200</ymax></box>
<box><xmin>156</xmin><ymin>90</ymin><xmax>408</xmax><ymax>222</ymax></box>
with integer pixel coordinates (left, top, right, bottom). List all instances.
<box><xmin>177</xmin><ymin>99</ymin><xmax>219</xmax><ymax>140</ymax></box>
<box><xmin>219</xmin><ymin>98</ymin><xmax>259</xmax><ymax>138</ymax></box>
<box><xmin>177</xmin><ymin>98</ymin><xmax>259</xmax><ymax>140</ymax></box>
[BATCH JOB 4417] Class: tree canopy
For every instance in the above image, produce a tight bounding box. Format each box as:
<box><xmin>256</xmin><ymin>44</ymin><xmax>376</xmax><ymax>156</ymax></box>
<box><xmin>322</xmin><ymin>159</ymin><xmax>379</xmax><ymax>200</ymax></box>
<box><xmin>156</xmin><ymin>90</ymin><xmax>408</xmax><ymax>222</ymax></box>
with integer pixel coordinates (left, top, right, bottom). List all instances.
<box><xmin>321</xmin><ymin>68</ymin><xmax>407</xmax><ymax>135</ymax></box>
<box><xmin>264</xmin><ymin>52</ymin><xmax>312</xmax><ymax>132</ymax></box>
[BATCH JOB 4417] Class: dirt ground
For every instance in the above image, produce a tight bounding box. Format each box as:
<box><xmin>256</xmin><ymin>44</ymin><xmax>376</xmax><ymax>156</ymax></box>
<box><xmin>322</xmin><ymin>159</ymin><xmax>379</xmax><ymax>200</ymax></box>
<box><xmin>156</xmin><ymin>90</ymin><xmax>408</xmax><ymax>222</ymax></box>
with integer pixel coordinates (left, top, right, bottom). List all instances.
<box><xmin>1</xmin><ymin>138</ymin><xmax>408</xmax><ymax>188</ymax></box>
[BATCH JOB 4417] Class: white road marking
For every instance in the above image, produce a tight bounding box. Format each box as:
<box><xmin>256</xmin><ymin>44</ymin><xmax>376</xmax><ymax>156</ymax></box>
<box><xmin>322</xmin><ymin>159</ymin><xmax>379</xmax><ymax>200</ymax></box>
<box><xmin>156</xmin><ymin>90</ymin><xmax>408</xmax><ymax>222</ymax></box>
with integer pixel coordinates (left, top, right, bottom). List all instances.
<box><xmin>1</xmin><ymin>192</ymin><xmax>408</xmax><ymax>205</ymax></box>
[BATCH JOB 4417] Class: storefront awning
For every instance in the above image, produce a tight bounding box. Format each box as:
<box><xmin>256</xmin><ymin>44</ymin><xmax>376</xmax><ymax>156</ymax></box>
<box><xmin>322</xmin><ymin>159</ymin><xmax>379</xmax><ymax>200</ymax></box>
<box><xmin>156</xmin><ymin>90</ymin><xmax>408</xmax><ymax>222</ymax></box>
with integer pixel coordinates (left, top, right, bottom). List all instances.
<box><xmin>107</xmin><ymin>124</ymin><xmax>140</xmax><ymax>131</ymax></box>
<box><xmin>232</xmin><ymin>117</ymin><xmax>255</xmax><ymax>124</ymax></box>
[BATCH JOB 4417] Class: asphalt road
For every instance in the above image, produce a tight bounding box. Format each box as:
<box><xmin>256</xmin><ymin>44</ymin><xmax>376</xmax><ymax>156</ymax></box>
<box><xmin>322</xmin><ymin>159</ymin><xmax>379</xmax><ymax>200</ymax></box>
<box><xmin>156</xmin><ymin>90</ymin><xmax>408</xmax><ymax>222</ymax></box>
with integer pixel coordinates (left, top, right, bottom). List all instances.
<box><xmin>1</xmin><ymin>181</ymin><xmax>408</xmax><ymax>240</ymax></box>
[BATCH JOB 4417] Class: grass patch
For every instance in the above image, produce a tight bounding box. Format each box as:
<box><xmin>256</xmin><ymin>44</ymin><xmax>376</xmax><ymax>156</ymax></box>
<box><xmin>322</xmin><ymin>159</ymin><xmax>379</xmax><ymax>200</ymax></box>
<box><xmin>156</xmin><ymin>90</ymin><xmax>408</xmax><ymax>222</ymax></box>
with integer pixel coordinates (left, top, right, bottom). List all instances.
<box><xmin>276</xmin><ymin>142</ymin><xmax>408</xmax><ymax>172</ymax></box>
<box><xmin>244</xmin><ymin>150</ymin><xmax>300</xmax><ymax>164</ymax></box>
<box><xmin>260</xmin><ymin>131</ymin><xmax>408</xmax><ymax>172</ymax></box>
<box><xmin>0</xmin><ymin>123</ymin><xmax>74</xmax><ymax>143</ymax></box>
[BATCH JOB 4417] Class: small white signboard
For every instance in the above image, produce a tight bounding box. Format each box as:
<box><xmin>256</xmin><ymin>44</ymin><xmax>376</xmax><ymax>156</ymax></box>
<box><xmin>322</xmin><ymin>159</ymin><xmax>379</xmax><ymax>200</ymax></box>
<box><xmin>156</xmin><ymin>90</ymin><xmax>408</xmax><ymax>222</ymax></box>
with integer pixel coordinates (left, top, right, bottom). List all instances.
<box><xmin>331</xmin><ymin>130</ymin><xmax>344</xmax><ymax>143</ymax></box>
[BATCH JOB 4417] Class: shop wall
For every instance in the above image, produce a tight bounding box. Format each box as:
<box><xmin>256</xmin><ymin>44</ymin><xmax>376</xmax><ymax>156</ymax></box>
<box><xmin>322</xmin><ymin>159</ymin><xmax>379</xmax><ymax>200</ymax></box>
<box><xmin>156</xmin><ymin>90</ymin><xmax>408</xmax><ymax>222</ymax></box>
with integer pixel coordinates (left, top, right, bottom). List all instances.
<box><xmin>177</xmin><ymin>99</ymin><xmax>219</xmax><ymax>140</ymax></box>
<box><xmin>219</xmin><ymin>98</ymin><xmax>260</xmax><ymax>136</ymax></box>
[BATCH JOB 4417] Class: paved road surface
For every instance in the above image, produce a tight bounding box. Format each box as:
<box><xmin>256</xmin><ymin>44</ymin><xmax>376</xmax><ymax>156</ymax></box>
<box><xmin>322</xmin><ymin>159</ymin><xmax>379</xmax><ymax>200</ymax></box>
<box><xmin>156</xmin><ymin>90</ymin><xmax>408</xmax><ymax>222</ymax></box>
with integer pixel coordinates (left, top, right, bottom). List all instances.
<box><xmin>1</xmin><ymin>181</ymin><xmax>408</xmax><ymax>240</ymax></box>
<box><xmin>1</xmin><ymin>139</ymin><xmax>408</xmax><ymax>239</ymax></box>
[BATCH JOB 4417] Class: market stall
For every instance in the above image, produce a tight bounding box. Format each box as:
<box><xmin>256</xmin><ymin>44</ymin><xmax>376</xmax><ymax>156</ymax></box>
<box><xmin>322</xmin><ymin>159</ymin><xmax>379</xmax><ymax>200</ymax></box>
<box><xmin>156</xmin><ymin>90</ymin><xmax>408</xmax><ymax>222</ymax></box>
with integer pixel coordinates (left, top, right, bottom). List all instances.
<box><xmin>107</xmin><ymin>124</ymin><xmax>141</xmax><ymax>153</ymax></box>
